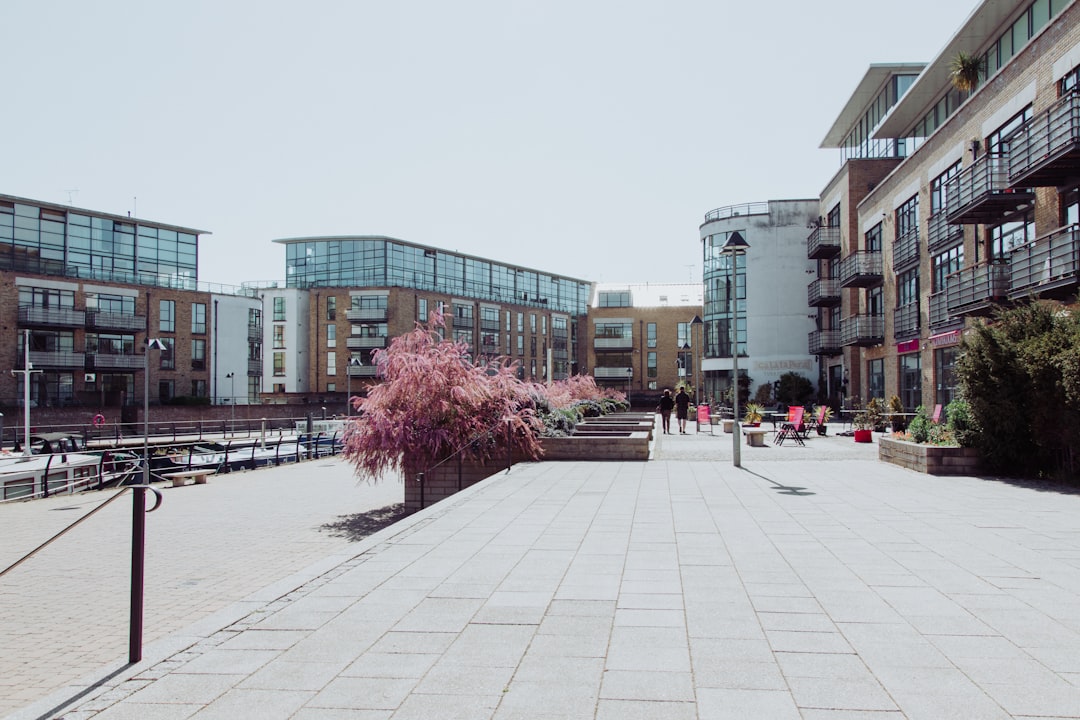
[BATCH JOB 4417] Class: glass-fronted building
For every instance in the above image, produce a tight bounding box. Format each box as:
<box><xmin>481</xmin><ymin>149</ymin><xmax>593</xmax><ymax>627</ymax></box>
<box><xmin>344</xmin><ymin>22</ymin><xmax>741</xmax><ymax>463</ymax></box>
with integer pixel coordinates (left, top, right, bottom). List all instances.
<box><xmin>0</xmin><ymin>194</ymin><xmax>205</xmax><ymax>289</ymax></box>
<box><xmin>278</xmin><ymin>236</ymin><xmax>591</xmax><ymax>316</ymax></box>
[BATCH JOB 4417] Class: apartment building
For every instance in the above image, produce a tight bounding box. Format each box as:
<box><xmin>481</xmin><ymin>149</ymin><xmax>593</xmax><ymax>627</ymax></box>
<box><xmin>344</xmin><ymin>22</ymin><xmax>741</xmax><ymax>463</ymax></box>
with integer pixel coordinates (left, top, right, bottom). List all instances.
<box><xmin>699</xmin><ymin>200</ymin><xmax>820</xmax><ymax>407</ymax></box>
<box><xmin>585</xmin><ymin>283</ymin><xmax>704</xmax><ymax>405</ymax></box>
<box><xmin>811</xmin><ymin>0</ymin><xmax>1080</xmax><ymax>411</ymax></box>
<box><xmin>269</xmin><ymin>236</ymin><xmax>592</xmax><ymax>408</ymax></box>
<box><xmin>0</xmin><ymin>194</ymin><xmax>264</xmax><ymax>410</ymax></box>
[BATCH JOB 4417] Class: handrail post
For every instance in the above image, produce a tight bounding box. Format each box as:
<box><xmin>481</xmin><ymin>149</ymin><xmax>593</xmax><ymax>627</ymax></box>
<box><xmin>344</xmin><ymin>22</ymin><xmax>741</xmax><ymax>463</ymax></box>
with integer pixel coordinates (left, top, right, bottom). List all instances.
<box><xmin>506</xmin><ymin>419</ymin><xmax>512</xmax><ymax>473</ymax></box>
<box><xmin>129</xmin><ymin>485</ymin><xmax>148</xmax><ymax>663</ymax></box>
<box><xmin>417</xmin><ymin>472</ymin><xmax>425</xmax><ymax>509</ymax></box>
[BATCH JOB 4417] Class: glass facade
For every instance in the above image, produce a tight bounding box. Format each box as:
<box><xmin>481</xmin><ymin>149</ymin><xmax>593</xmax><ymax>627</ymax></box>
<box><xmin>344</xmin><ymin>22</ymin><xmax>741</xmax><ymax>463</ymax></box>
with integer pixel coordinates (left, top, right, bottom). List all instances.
<box><xmin>0</xmin><ymin>196</ymin><xmax>200</xmax><ymax>289</ymax></box>
<box><xmin>702</xmin><ymin>231</ymin><xmax>747</xmax><ymax>358</ymax></box>
<box><xmin>282</xmin><ymin>237</ymin><xmax>590</xmax><ymax>315</ymax></box>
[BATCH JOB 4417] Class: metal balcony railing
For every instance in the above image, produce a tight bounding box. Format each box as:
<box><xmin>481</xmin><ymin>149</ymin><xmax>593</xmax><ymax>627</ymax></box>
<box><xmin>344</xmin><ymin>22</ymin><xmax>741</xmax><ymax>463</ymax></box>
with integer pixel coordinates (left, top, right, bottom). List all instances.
<box><xmin>1009</xmin><ymin>224</ymin><xmax>1080</xmax><ymax>299</ymax></box>
<box><xmin>1009</xmin><ymin>90</ymin><xmax>1080</xmax><ymax>188</ymax></box>
<box><xmin>88</xmin><ymin>353</ymin><xmax>143</xmax><ymax>370</ymax></box>
<box><xmin>808</xmin><ymin>278</ymin><xmax>840</xmax><ymax>307</ymax></box>
<box><xmin>480</xmin><ymin>319</ymin><xmax>501</xmax><ymax>332</ymax></box>
<box><xmin>926</xmin><ymin>211</ymin><xmax>963</xmax><ymax>253</ymax></box>
<box><xmin>347</xmin><ymin>364</ymin><xmax>378</xmax><ymax>378</ymax></box>
<box><xmin>945</xmin><ymin>154</ymin><xmax>1034</xmax><ymax>224</ymax></box>
<box><xmin>808</xmin><ymin>329</ymin><xmax>841</xmax><ymax>356</ymax></box>
<box><xmin>946</xmin><ymin>262</ymin><xmax>1010</xmax><ymax>316</ymax></box>
<box><xmin>346</xmin><ymin>336</ymin><xmax>388</xmax><ymax>350</ymax></box>
<box><xmin>840</xmin><ymin>315</ymin><xmax>884</xmax><ymax>347</ymax></box>
<box><xmin>18</xmin><ymin>350</ymin><xmax>86</xmax><ymax>368</ymax></box>
<box><xmin>807</xmin><ymin>226</ymin><xmax>841</xmax><ymax>259</ymax></box>
<box><xmin>593</xmin><ymin>367</ymin><xmax>633</xmax><ymax>379</ymax></box>
<box><xmin>85</xmin><ymin>311</ymin><xmax>146</xmax><ymax>332</ymax></box>
<box><xmin>452</xmin><ymin>316</ymin><xmax>474</xmax><ymax>329</ymax></box>
<box><xmin>928</xmin><ymin>290</ymin><xmax>961</xmax><ymax>329</ymax></box>
<box><xmin>893</xmin><ymin>227</ymin><xmax>920</xmax><ymax>270</ymax></box>
<box><xmin>593</xmin><ymin>336</ymin><xmax>633</xmax><ymax>349</ymax></box>
<box><xmin>18</xmin><ymin>306</ymin><xmax>86</xmax><ymax>327</ymax></box>
<box><xmin>345</xmin><ymin>308</ymin><xmax>388</xmax><ymax>322</ymax></box>
<box><xmin>247</xmin><ymin>325</ymin><xmax>263</xmax><ymax>342</ymax></box>
<box><xmin>837</xmin><ymin>251</ymin><xmax>883</xmax><ymax>288</ymax></box>
<box><xmin>893</xmin><ymin>302</ymin><xmax>921</xmax><ymax>339</ymax></box>
<box><xmin>247</xmin><ymin>359</ymin><xmax>263</xmax><ymax>375</ymax></box>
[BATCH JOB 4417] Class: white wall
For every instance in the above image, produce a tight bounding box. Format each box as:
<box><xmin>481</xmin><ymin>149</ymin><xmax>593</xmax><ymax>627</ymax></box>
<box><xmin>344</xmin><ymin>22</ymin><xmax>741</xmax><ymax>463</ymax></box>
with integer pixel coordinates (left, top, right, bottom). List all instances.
<box><xmin>209</xmin><ymin>293</ymin><xmax>262</xmax><ymax>405</ymax></box>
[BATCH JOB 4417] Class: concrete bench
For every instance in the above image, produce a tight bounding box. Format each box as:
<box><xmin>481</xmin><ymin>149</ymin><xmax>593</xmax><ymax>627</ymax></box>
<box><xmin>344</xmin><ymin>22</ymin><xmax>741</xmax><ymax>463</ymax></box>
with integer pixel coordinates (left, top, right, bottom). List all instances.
<box><xmin>742</xmin><ymin>428</ymin><xmax>769</xmax><ymax>447</ymax></box>
<box><xmin>161</xmin><ymin>469</ymin><xmax>215</xmax><ymax>487</ymax></box>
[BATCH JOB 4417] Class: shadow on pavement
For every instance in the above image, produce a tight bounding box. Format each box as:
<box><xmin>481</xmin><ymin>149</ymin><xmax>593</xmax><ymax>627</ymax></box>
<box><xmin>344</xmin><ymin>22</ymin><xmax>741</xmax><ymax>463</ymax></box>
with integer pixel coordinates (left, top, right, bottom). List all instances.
<box><xmin>321</xmin><ymin>503</ymin><xmax>407</xmax><ymax>541</ymax></box>
<box><xmin>741</xmin><ymin>467</ymin><xmax>816</xmax><ymax>496</ymax></box>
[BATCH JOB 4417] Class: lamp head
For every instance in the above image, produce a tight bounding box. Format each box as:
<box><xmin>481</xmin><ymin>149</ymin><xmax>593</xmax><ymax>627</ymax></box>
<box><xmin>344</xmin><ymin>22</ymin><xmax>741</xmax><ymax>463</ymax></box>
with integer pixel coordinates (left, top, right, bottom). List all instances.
<box><xmin>722</xmin><ymin>230</ymin><xmax>750</xmax><ymax>253</ymax></box>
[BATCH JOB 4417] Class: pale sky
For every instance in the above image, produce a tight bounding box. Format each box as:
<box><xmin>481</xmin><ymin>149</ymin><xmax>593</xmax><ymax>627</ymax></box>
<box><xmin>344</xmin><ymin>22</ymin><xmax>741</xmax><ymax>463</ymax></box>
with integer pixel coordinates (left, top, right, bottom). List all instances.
<box><xmin>4</xmin><ymin>0</ymin><xmax>974</xmax><ymax>288</ymax></box>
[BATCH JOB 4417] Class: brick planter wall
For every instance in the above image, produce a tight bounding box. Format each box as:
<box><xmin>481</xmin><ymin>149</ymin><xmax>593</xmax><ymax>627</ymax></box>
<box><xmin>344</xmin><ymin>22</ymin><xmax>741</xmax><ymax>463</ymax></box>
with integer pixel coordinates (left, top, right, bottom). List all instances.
<box><xmin>879</xmin><ymin>436</ymin><xmax>980</xmax><ymax>476</ymax></box>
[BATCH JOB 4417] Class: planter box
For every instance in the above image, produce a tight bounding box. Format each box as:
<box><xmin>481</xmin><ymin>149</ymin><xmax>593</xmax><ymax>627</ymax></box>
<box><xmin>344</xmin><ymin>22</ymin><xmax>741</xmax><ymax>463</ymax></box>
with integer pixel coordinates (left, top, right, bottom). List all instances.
<box><xmin>542</xmin><ymin>432</ymin><xmax>650</xmax><ymax>461</ymax></box>
<box><xmin>879</xmin><ymin>436</ymin><xmax>980</xmax><ymax>476</ymax></box>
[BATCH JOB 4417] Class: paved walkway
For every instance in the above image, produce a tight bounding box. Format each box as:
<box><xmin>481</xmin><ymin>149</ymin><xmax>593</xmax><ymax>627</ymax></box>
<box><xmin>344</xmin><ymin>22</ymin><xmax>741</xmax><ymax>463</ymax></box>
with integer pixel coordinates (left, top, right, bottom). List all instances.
<box><xmin>8</xmin><ymin>423</ymin><xmax>1080</xmax><ymax>719</ymax></box>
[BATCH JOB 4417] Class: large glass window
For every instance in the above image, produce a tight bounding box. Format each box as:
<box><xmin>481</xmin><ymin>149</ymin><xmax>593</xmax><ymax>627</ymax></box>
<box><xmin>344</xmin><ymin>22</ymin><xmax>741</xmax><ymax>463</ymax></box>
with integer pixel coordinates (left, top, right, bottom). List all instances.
<box><xmin>327</xmin><ymin>324</ymin><xmax>336</xmax><ymax>347</ymax></box>
<box><xmin>598</xmin><ymin>291</ymin><xmax>630</xmax><ymax>307</ymax></box>
<box><xmin>647</xmin><ymin>322</ymin><xmax>656</xmax><ymax>348</ymax></box>
<box><xmin>933</xmin><ymin>246</ymin><xmax>964</xmax><ymax>292</ymax></box>
<box><xmin>86</xmin><ymin>292</ymin><xmax>135</xmax><ymax>314</ymax></box>
<box><xmin>647</xmin><ymin>352</ymin><xmax>657</xmax><ymax>378</ymax></box>
<box><xmin>989</xmin><ymin>210</ymin><xmax>1034</xmax><ymax>259</ymax></box>
<box><xmin>86</xmin><ymin>333</ymin><xmax>135</xmax><ymax>355</ymax></box>
<box><xmin>191</xmin><ymin>339</ymin><xmax>206</xmax><ymax>370</ymax></box>
<box><xmin>273</xmin><ymin>353</ymin><xmax>285</xmax><ymax>376</ymax></box>
<box><xmin>935</xmin><ymin>346</ymin><xmax>958</xmax><ymax>406</ymax></box>
<box><xmin>897</xmin><ymin>269</ymin><xmax>919</xmax><ymax>307</ymax></box>
<box><xmin>18</xmin><ymin>286</ymin><xmax>74</xmax><ymax>309</ymax></box>
<box><xmin>895</xmin><ymin>195</ymin><xmax>919</xmax><ymax>239</ymax></box>
<box><xmin>273</xmin><ymin>326</ymin><xmax>285</xmax><ymax>348</ymax></box>
<box><xmin>327</xmin><ymin>351</ymin><xmax>336</xmax><ymax>376</ymax></box>
<box><xmin>273</xmin><ymin>297</ymin><xmax>286</xmax><ymax>321</ymax></box>
<box><xmin>159</xmin><ymin>337</ymin><xmax>175</xmax><ymax>370</ymax></box>
<box><xmin>865</xmin><ymin>223</ymin><xmax>883</xmax><ymax>252</ymax></box>
<box><xmin>867</xmin><ymin>358</ymin><xmax>885</xmax><ymax>401</ymax></box>
<box><xmin>191</xmin><ymin>303</ymin><xmax>206</xmax><ymax>334</ymax></box>
<box><xmin>899</xmin><ymin>353</ymin><xmax>922</xmax><ymax>411</ymax></box>
<box><xmin>159</xmin><ymin>300</ymin><xmax>175</xmax><ymax>333</ymax></box>
<box><xmin>931</xmin><ymin>162</ymin><xmax>961</xmax><ymax>215</ymax></box>
<box><xmin>326</xmin><ymin>296</ymin><xmax>336</xmax><ymax>321</ymax></box>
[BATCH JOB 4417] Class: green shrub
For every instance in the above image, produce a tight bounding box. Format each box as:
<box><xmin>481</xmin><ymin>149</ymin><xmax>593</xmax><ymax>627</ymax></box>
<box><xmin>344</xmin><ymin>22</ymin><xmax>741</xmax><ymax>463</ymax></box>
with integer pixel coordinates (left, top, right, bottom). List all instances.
<box><xmin>907</xmin><ymin>406</ymin><xmax>932</xmax><ymax>444</ymax></box>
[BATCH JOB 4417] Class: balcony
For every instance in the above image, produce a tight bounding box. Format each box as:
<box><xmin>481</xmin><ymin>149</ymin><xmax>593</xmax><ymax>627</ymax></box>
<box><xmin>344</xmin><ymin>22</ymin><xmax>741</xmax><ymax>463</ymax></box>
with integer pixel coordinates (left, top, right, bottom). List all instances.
<box><xmin>808</xmin><ymin>329</ymin><xmax>841</xmax><ymax>356</ymax></box>
<box><xmin>840</xmin><ymin>315</ymin><xmax>884</xmax><ymax>347</ymax></box>
<box><xmin>480</xmin><ymin>319</ymin><xmax>501</xmax><ymax>332</ymax></box>
<box><xmin>18</xmin><ymin>306</ymin><xmax>86</xmax><ymax>328</ymax></box>
<box><xmin>594</xmin><ymin>367</ymin><xmax>633</xmax><ymax>379</ymax></box>
<box><xmin>346</xmin><ymin>336</ymin><xmax>389</xmax><ymax>350</ymax></box>
<box><xmin>926</xmin><ymin>212</ymin><xmax>963</xmax><ymax>254</ymax></box>
<box><xmin>17</xmin><ymin>351</ymin><xmax>86</xmax><ymax>369</ymax></box>
<box><xmin>944</xmin><ymin>154</ymin><xmax>1034</xmax><ymax>224</ymax></box>
<box><xmin>808</xmin><ymin>278</ymin><xmax>841</xmax><ymax>307</ymax></box>
<box><xmin>893</xmin><ymin>227</ymin><xmax>920</xmax><ymax>270</ymax></box>
<box><xmin>837</xmin><ymin>251</ymin><xmax>883</xmax><ymax>288</ymax></box>
<box><xmin>452</xmin><ymin>316</ymin><xmax>474</xmax><ymax>329</ymax></box>
<box><xmin>893</xmin><ymin>302</ymin><xmax>921</xmax><ymax>339</ymax></box>
<box><xmin>946</xmin><ymin>262</ymin><xmax>1010</xmax><ymax>316</ymax></box>
<box><xmin>87</xmin><ymin>353</ymin><xmax>143</xmax><ymax>370</ymax></box>
<box><xmin>807</xmin><ymin>226</ymin><xmax>841</xmax><ymax>259</ymax></box>
<box><xmin>593</xmin><ymin>336</ymin><xmax>633</xmax><ymax>350</ymax></box>
<box><xmin>248</xmin><ymin>358</ymin><xmax>263</xmax><ymax>376</ymax></box>
<box><xmin>1009</xmin><ymin>90</ymin><xmax>1080</xmax><ymax>188</ymax></box>
<box><xmin>85</xmin><ymin>311</ymin><xmax>146</xmax><ymax>332</ymax></box>
<box><xmin>1009</xmin><ymin>225</ymin><xmax>1080</xmax><ymax>300</ymax></box>
<box><xmin>347</xmin><ymin>363</ymin><xmax>378</xmax><ymax>378</ymax></box>
<box><xmin>928</xmin><ymin>290</ymin><xmax>961</xmax><ymax>329</ymax></box>
<box><xmin>248</xmin><ymin>325</ymin><xmax>263</xmax><ymax>342</ymax></box>
<box><xmin>345</xmin><ymin>307</ymin><xmax>388</xmax><ymax>322</ymax></box>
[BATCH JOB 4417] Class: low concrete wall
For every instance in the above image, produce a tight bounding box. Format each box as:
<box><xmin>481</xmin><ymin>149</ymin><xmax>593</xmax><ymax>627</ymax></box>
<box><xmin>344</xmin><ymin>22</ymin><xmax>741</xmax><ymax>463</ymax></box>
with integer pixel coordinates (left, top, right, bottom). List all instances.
<box><xmin>541</xmin><ymin>432</ymin><xmax>650</xmax><ymax>461</ymax></box>
<box><xmin>879</xmin><ymin>436</ymin><xmax>980</xmax><ymax>475</ymax></box>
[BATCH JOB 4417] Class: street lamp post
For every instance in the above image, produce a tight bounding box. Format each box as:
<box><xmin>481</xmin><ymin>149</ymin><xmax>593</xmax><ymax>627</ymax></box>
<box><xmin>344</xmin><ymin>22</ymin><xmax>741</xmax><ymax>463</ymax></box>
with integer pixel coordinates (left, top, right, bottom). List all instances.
<box><xmin>143</xmin><ymin>338</ymin><xmax>166</xmax><ymax>485</ymax></box>
<box><xmin>225</xmin><ymin>372</ymin><xmax>235</xmax><ymax>436</ymax></box>
<box><xmin>689</xmin><ymin>315</ymin><xmax>703</xmax><ymax>405</ymax></box>
<box><xmin>626</xmin><ymin>366</ymin><xmax>632</xmax><ymax>408</ymax></box>
<box><xmin>722</xmin><ymin>231</ymin><xmax>750</xmax><ymax>468</ymax></box>
<box><xmin>346</xmin><ymin>357</ymin><xmax>362</xmax><ymax>417</ymax></box>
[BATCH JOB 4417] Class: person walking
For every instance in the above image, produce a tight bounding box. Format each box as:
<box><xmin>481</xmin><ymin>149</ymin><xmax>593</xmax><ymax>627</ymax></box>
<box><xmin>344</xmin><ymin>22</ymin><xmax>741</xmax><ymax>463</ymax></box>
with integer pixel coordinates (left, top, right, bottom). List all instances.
<box><xmin>675</xmin><ymin>387</ymin><xmax>691</xmax><ymax>434</ymax></box>
<box><xmin>658</xmin><ymin>389</ymin><xmax>675</xmax><ymax>434</ymax></box>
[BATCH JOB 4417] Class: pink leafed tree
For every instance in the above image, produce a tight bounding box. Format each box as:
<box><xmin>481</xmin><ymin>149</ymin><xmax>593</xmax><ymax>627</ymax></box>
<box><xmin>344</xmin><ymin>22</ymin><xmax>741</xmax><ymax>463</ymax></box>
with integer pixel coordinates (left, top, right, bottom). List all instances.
<box><xmin>342</xmin><ymin>314</ymin><xmax>543</xmax><ymax>479</ymax></box>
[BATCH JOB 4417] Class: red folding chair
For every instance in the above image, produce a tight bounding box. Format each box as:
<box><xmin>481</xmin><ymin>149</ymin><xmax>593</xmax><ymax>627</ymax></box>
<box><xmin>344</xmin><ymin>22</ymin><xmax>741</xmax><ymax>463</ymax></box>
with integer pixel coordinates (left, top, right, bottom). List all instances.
<box><xmin>775</xmin><ymin>406</ymin><xmax>805</xmax><ymax>446</ymax></box>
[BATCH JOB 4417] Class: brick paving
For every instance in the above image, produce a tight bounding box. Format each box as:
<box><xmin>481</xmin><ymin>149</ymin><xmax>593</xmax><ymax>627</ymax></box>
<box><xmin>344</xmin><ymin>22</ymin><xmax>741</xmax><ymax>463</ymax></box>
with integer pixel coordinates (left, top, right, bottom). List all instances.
<box><xmin>7</xmin><ymin>422</ymin><xmax>1080</xmax><ymax>719</ymax></box>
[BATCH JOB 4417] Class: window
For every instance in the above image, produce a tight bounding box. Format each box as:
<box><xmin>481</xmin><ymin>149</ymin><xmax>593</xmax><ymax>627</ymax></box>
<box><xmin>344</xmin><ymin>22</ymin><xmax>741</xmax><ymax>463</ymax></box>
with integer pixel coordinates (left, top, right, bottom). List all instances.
<box><xmin>18</xmin><ymin>286</ymin><xmax>74</xmax><ymax>309</ymax></box>
<box><xmin>594</xmin><ymin>322</ymin><xmax>631</xmax><ymax>338</ymax></box>
<box><xmin>517</xmin><ymin>313</ymin><xmax>524</xmax><ymax>332</ymax></box>
<box><xmin>677</xmin><ymin>322</ymin><xmax>692</xmax><ymax>349</ymax></box>
<box><xmin>897</xmin><ymin>269</ymin><xmax>919</xmax><ymax>307</ymax></box>
<box><xmin>933</xmin><ymin>246</ymin><xmax>964</xmax><ymax>292</ymax></box>
<box><xmin>159</xmin><ymin>300</ymin><xmax>175</xmax><ymax>333</ymax></box>
<box><xmin>191</xmin><ymin>339</ymin><xmax>206</xmax><ymax>370</ymax></box>
<box><xmin>352</xmin><ymin>295</ymin><xmax>388</xmax><ymax>310</ymax></box>
<box><xmin>935</xmin><ymin>346</ymin><xmax>958</xmax><ymax>406</ymax></box>
<box><xmin>530</xmin><ymin>337</ymin><xmax>536</xmax><ymax>356</ymax></box>
<box><xmin>418</xmin><ymin>298</ymin><xmax>427</xmax><ymax>322</ymax></box>
<box><xmin>542</xmin><ymin>316</ymin><xmax>547</xmax><ymax>335</ymax></box>
<box><xmin>248</xmin><ymin>307</ymin><xmax>262</xmax><ymax>331</ymax></box>
<box><xmin>273</xmin><ymin>297</ymin><xmax>286</xmax><ymax>321</ymax></box>
<box><xmin>85</xmin><ymin>292</ymin><xmax>134</xmax><ymax>314</ymax></box>
<box><xmin>930</xmin><ymin>162</ymin><xmax>961</xmax><ymax>215</ymax></box>
<box><xmin>865</xmin><ymin>223</ymin><xmax>883</xmax><ymax>252</ymax></box>
<box><xmin>517</xmin><ymin>335</ymin><xmax>524</xmax><ymax>355</ymax></box>
<box><xmin>327</xmin><ymin>351</ymin><xmax>336</xmax><ymax>376</ymax></box>
<box><xmin>989</xmin><ymin>211</ymin><xmax>1034</xmax><ymax>259</ymax></box>
<box><xmin>159</xmin><ymin>338</ymin><xmax>175</xmax><ymax>370</ymax></box>
<box><xmin>987</xmin><ymin>106</ymin><xmax>1032</xmax><ymax>155</ymax></box>
<box><xmin>158</xmin><ymin>380</ymin><xmax>175</xmax><ymax>402</ymax></box>
<box><xmin>273</xmin><ymin>383</ymin><xmax>286</xmax><ymax>394</ymax></box>
<box><xmin>899</xmin><ymin>353</ymin><xmax>921</xmax><ymax>411</ymax></box>
<box><xmin>647</xmin><ymin>323</ymin><xmax>657</xmax><ymax>348</ymax></box>
<box><xmin>868</xmin><ymin>286</ymin><xmax>884</xmax><ymax>317</ymax></box>
<box><xmin>327</xmin><ymin>324</ymin><xmax>336</xmax><ymax>348</ymax></box>
<box><xmin>273</xmin><ymin>325</ymin><xmax>285</xmax><ymax>348</ymax></box>
<box><xmin>530</xmin><ymin>314</ymin><xmax>537</xmax><ymax>333</ymax></box>
<box><xmin>86</xmin><ymin>333</ymin><xmax>134</xmax><ymax>355</ymax></box>
<box><xmin>867</xmin><ymin>358</ymin><xmax>885</xmax><ymax>401</ymax></box>
<box><xmin>647</xmin><ymin>352</ymin><xmax>657</xmax><ymax>378</ymax></box>
<box><xmin>598</xmin><ymin>291</ymin><xmax>631</xmax><ymax>307</ymax></box>
<box><xmin>326</xmin><ymin>296</ymin><xmax>336</xmax><ymax>321</ymax></box>
<box><xmin>273</xmin><ymin>352</ymin><xmax>285</xmax><ymax>376</ymax></box>
<box><xmin>895</xmin><ymin>194</ymin><xmax>919</xmax><ymax>239</ymax></box>
<box><xmin>191</xmin><ymin>303</ymin><xmax>206</xmax><ymax>334</ymax></box>
<box><xmin>191</xmin><ymin>379</ymin><xmax>207</xmax><ymax>398</ymax></box>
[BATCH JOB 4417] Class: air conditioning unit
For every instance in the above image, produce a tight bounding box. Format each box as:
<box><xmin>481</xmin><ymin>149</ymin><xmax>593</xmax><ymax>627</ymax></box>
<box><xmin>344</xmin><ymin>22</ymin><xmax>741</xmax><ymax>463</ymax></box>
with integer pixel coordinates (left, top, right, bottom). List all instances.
<box><xmin>84</xmin><ymin>373</ymin><xmax>97</xmax><ymax>382</ymax></box>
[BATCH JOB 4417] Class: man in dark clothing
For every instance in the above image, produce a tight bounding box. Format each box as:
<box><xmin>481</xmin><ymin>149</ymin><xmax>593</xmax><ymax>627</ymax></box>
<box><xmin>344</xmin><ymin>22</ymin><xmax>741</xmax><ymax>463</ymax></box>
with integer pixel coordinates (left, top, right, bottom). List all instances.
<box><xmin>675</xmin><ymin>388</ymin><xmax>691</xmax><ymax>434</ymax></box>
<box><xmin>658</xmin><ymin>389</ymin><xmax>675</xmax><ymax>434</ymax></box>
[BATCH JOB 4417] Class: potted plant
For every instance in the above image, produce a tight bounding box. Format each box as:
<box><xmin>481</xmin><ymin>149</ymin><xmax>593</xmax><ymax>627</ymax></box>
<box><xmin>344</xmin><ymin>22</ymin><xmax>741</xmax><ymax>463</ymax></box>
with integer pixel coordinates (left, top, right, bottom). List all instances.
<box><xmin>888</xmin><ymin>395</ymin><xmax>906</xmax><ymax>432</ymax></box>
<box><xmin>852</xmin><ymin>398</ymin><xmax>885</xmax><ymax>443</ymax></box>
<box><xmin>812</xmin><ymin>405</ymin><xmax>834</xmax><ymax>435</ymax></box>
<box><xmin>743</xmin><ymin>402</ymin><xmax>764</xmax><ymax>427</ymax></box>
<box><xmin>949</xmin><ymin>51</ymin><xmax>985</xmax><ymax>94</ymax></box>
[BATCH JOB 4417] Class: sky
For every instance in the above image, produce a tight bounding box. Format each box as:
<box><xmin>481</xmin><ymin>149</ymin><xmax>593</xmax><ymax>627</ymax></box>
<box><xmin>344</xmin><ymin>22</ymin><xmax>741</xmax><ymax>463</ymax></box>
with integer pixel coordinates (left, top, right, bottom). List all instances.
<box><xmin>3</xmin><ymin>0</ymin><xmax>975</xmax><ymax>289</ymax></box>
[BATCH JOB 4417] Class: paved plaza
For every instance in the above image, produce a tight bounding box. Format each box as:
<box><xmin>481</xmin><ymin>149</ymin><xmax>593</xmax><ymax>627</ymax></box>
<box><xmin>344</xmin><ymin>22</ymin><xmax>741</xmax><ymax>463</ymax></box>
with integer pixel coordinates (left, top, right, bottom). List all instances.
<box><xmin>6</xmin><ymin>423</ymin><xmax>1080</xmax><ymax>719</ymax></box>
